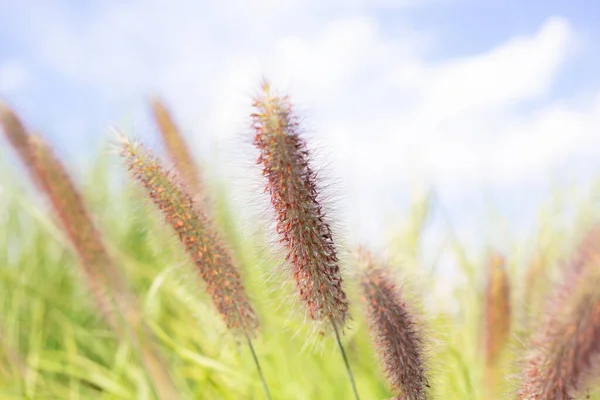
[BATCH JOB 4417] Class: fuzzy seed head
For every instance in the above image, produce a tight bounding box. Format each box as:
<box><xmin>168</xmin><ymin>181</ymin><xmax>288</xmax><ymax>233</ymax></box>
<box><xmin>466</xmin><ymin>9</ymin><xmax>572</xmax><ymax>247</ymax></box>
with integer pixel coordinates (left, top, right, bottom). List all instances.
<box><xmin>2</xmin><ymin>109</ymin><xmax>140</xmax><ymax>329</ymax></box>
<box><xmin>121</xmin><ymin>139</ymin><xmax>258</xmax><ymax>334</ymax></box>
<box><xmin>484</xmin><ymin>251</ymin><xmax>511</xmax><ymax>365</ymax></box>
<box><xmin>150</xmin><ymin>97</ymin><xmax>203</xmax><ymax>197</ymax></box>
<box><xmin>359</xmin><ymin>250</ymin><xmax>429</xmax><ymax>400</ymax></box>
<box><xmin>0</xmin><ymin>102</ymin><xmax>43</xmax><ymax>191</ymax></box>
<box><xmin>28</xmin><ymin>136</ymin><xmax>121</xmax><ymax>324</ymax></box>
<box><xmin>1</xmin><ymin>107</ymin><xmax>178</xmax><ymax>395</ymax></box>
<box><xmin>251</xmin><ymin>83</ymin><xmax>348</xmax><ymax>328</ymax></box>
<box><xmin>0</xmin><ymin>101</ymin><xmax>34</xmax><ymax>165</ymax></box>
<box><xmin>519</xmin><ymin>226</ymin><xmax>600</xmax><ymax>399</ymax></box>
<box><xmin>0</xmin><ymin>104</ymin><xmax>119</xmax><ymax>325</ymax></box>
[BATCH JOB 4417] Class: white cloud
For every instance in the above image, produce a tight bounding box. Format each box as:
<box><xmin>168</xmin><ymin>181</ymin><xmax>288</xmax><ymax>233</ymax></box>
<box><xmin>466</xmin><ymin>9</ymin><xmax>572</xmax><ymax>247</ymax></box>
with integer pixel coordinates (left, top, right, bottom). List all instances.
<box><xmin>418</xmin><ymin>18</ymin><xmax>573</xmax><ymax>120</ymax></box>
<box><xmin>6</xmin><ymin>1</ymin><xmax>600</xmax><ymax>250</ymax></box>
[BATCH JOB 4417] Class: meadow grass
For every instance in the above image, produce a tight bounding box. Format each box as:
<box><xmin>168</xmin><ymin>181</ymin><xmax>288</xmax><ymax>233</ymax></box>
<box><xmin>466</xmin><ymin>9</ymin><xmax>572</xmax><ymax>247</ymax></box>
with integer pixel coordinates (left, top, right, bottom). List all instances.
<box><xmin>2</xmin><ymin>90</ymin><xmax>600</xmax><ymax>399</ymax></box>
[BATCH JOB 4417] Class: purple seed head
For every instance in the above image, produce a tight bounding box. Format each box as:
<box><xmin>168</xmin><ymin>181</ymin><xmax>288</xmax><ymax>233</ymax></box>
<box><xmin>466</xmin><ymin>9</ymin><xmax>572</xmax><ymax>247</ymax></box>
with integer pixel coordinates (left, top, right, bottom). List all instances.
<box><xmin>358</xmin><ymin>249</ymin><xmax>429</xmax><ymax>400</ymax></box>
<box><xmin>251</xmin><ymin>83</ymin><xmax>349</xmax><ymax>329</ymax></box>
<box><xmin>519</xmin><ymin>226</ymin><xmax>600</xmax><ymax>399</ymax></box>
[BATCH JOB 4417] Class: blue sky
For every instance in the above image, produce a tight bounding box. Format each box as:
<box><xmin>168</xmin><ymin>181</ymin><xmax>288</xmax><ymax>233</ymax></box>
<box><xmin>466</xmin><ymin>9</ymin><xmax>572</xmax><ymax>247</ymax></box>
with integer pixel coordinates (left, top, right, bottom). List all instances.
<box><xmin>1</xmin><ymin>1</ymin><xmax>600</xmax><ymax>284</ymax></box>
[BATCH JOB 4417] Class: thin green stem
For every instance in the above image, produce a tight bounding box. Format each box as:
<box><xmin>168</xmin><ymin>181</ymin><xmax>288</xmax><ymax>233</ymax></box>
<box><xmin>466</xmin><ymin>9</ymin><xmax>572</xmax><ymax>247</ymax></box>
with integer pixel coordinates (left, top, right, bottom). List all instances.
<box><xmin>244</xmin><ymin>332</ymin><xmax>272</xmax><ymax>400</ymax></box>
<box><xmin>331</xmin><ymin>317</ymin><xmax>360</xmax><ymax>400</ymax></box>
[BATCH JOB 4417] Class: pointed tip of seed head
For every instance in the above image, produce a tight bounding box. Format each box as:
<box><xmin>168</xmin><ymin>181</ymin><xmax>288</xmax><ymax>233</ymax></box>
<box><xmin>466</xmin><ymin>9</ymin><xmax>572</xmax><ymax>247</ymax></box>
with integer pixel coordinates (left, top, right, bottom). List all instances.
<box><xmin>111</xmin><ymin>127</ymin><xmax>130</xmax><ymax>145</ymax></box>
<box><xmin>259</xmin><ymin>78</ymin><xmax>271</xmax><ymax>94</ymax></box>
<box><xmin>148</xmin><ymin>96</ymin><xmax>165</xmax><ymax>115</ymax></box>
<box><xmin>0</xmin><ymin>100</ymin><xmax>21</xmax><ymax>133</ymax></box>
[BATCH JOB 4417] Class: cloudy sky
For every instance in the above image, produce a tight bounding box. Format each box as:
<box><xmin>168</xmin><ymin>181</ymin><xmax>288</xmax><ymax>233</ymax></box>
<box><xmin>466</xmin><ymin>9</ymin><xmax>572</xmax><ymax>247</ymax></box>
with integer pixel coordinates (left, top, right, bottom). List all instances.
<box><xmin>1</xmin><ymin>0</ymin><xmax>600</xmax><ymax>267</ymax></box>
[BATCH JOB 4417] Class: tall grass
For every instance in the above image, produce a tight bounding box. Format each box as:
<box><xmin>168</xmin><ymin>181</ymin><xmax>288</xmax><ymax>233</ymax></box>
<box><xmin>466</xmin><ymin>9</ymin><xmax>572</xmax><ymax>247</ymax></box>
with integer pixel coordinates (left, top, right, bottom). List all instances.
<box><xmin>1</xmin><ymin>86</ymin><xmax>600</xmax><ymax>399</ymax></box>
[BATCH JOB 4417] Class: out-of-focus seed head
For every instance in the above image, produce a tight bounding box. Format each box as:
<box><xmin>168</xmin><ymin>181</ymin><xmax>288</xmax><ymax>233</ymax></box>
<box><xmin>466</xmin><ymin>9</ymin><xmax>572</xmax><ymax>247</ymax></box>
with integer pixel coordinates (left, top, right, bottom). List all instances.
<box><xmin>1</xmin><ymin>106</ymin><xmax>179</xmax><ymax>396</ymax></box>
<box><xmin>28</xmin><ymin>135</ymin><xmax>121</xmax><ymax>325</ymax></box>
<box><xmin>150</xmin><ymin>97</ymin><xmax>204</xmax><ymax>198</ymax></box>
<box><xmin>518</xmin><ymin>226</ymin><xmax>600</xmax><ymax>399</ymax></box>
<box><xmin>484</xmin><ymin>251</ymin><xmax>511</xmax><ymax>365</ymax></box>
<box><xmin>0</xmin><ymin>103</ymin><xmax>119</xmax><ymax>326</ymax></box>
<box><xmin>358</xmin><ymin>248</ymin><xmax>429</xmax><ymax>400</ymax></box>
<box><xmin>121</xmin><ymin>138</ymin><xmax>258</xmax><ymax>335</ymax></box>
<box><xmin>251</xmin><ymin>82</ymin><xmax>349</xmax><ymax>329</ymax></box>
<box><xmin>0</xmin><ymin>101</ymin><xmax>30</xmax><ymax>160</ymax></box>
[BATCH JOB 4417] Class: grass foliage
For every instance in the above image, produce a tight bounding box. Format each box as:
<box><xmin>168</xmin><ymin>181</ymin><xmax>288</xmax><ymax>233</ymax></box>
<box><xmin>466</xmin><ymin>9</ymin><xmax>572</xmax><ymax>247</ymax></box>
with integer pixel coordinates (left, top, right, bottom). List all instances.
<box><xmin>2</xmin><ymin>89</ymin><xmax>600</xmax><ymax>399</ymax></box>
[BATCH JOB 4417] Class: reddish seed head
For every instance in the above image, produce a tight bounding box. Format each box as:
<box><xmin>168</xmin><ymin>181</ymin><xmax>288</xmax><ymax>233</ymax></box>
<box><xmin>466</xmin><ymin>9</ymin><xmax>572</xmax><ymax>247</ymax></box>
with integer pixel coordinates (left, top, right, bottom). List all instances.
<box><xmin>29</xmin><ymin>136</ymin><xmax>124</xmax><ymax>324</ymax></box>
<box><xmin>0</xmin><ymin>104</ymin><xmax>121</xmax><ymax>326</ymax></box>
<box><xmin>150</xmin><ymin>97</ymin><xmax>203</xmax><ymax>198</ymax></box>
<box><xmin>518</xmin><ymin>226</ymin><xmax>600</xmax><ymax>399</ymax></box>
<box><xmin>483</xmin><ymin>251</ymin><xmax>511</xmax><ymax>365</ymax></box>
<box><xmin>251</xmin><ymin>83</ymin><xmax>349</xmax><ymax>329</ymax></box>
<box><xmin>0</xmin><ymin>102</ymin><xmax>31</xmax><ymax>162</ymax></box>
<box><xmin>1</xmin><ymin>105</ymin><xmax>179</xmax><ymax>397</ymax></box>
<box><xmin>358</xmin><ymin>249</ymin><xmax>429</xmax><ymax>400</ymax></box>
<box><xmin>121</xmin><ymin>139</ymin><xmax>258</xmax><ymax>335</ymax></box>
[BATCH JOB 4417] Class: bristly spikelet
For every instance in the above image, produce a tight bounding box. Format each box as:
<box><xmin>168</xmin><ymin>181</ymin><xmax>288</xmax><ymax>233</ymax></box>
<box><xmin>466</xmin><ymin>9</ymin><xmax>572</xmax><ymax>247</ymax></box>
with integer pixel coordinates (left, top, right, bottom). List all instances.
<box><xmin>0</xmin><ymin>101</ymin><xmax>32</xmax><ymax>163</ymax></box>
<box><xmin>483</xmin><ymin>251</ymin><xmax>511</xmax><ymax>399</ymax></box>
<box><xmin>518</xmin><ymin>226</ymin><xmax>600</xmax><ymax>399</ymax></box>
<box><xmin>484</xmin><ymin>251</ymin><xmax>511</xmax><ymax>366</ymax></box>
<box><xmin>251</xmin><ymin>82</ymin><xmax>349</xmax><ymax>329</ymax></box>
<box><xmin>27</xmin><ymin>135</ymin><xmax>121</xmax><ymax>325</ymax></box>
<box><xmin>150</xmin><ymin>97</ymin><xmax>204</xmax><ymax>198</ymax></box>
<box><xmin>0</xmin><ymin>104</ymin><xmax>119</xmax><ymax>325</ymax></box>
<box><xmin>0</xmin><ymin>102</ymin><xmax>40</xmax><ymax>187</ymax></box>
<box><xmin>358</xmin><ymin>249</ymin><xmax>429</xmax><ymax>400</ymax></box>
<box><xmin>1</xmin><ymin>106</ymin><xmax>180</xmax><ymax>398</ymax></box>
<box><xmin>121</xmin><ymin>138</ymin><xmax>258</xmax><ymax>335</ymax></box>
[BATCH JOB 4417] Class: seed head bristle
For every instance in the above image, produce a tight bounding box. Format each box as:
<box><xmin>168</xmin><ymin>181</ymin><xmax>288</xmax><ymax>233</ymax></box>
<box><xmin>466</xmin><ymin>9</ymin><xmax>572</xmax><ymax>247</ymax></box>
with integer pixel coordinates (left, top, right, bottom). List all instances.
<box><xmin>358</xmin><ymin>249</ymin><xmax>429</xmax><ymax>400</ymax></box>
<box><xmin>251</xmin><ymin>84</ymin><xmax>348</xmax><ymax>329</ymax></box>
<box><xmin>150</xmin><ymin>97</ymin><xmax>203</xmax><ymax>198</ymax></box>
<box><xmin>484</xmin><ymin>251</ymin><xmax>511</xmax><ymax>365</ymax></box>
<box><xmin>518</xmin><ymin>226</ymin><xmax>600</xmax><ymax>399</ymax></box>
<box><xmin>121</xmin><ymin>139</ymin><xmax>258</xmax><ymax>335</ymax></box>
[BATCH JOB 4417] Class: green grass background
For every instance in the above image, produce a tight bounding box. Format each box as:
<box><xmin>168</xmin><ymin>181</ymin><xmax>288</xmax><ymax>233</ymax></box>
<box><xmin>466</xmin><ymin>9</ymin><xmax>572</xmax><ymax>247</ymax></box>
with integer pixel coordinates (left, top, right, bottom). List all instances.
<box><xmin>1</xmin><ymin>142</ymin><xmax>600</xmax><ymax>399</ymax></box>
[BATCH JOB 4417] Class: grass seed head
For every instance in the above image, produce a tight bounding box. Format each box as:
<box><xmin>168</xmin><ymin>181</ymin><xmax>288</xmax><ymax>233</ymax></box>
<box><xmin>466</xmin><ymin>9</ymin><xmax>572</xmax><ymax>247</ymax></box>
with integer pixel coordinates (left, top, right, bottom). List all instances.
<box><xmin>28</xmin><ymin>135</ymin><xmax>122</xmax><ymax>325</ymax></box>
<box><xmin>1</xmin><ymin>105</ymin><xmax>120</xmax><ymax>326</ymax></box>
<box><xmin>121</xmin><ymin>138</ymin><xmax>258</xmax><ymax>335</ymax></box>
<box><xmin>251</xmin><ymin>82</ymin><xmax>349</xmax><ymax>329</ymax></box>
<box><xmin>358</xmin><ymin>249</ymin><xmax>429</xmax><ymax>400</ymax></box>
<box><xmin>484</xmin><ymin>251</ymin><xmax>511</xmax><ymax>365</ymax></box>
<box><xmin>2</xmin><ymin>104</ymin><xmax>182</xmax><ymax>397</ymax></box>
<box><xmin>518</xmin><ymin>226</ymin><xmax>600</xmax><ymax>399</ymax></box>
<box><xmin>150</xmin><ymin>97</ymin><xmax>204</xmax><ymax>198</ymax></box>
<box><xmin>0</xmin><ymin>101</ymin><xmax>31</xmax><ymax>162</ymax></box>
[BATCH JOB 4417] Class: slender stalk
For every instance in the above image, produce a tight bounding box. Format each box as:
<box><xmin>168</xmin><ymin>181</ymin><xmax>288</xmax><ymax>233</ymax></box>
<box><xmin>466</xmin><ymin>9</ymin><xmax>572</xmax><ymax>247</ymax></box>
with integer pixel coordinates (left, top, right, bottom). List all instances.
<box><xmin>331</xmin><ymin>317</ymin><xmax>360</xmax><ymax>400</ymax></box>
<box><xmin>244</xmin><ymin>331</ymin><xmax>273</xmax><ymax>400</ymax></box>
